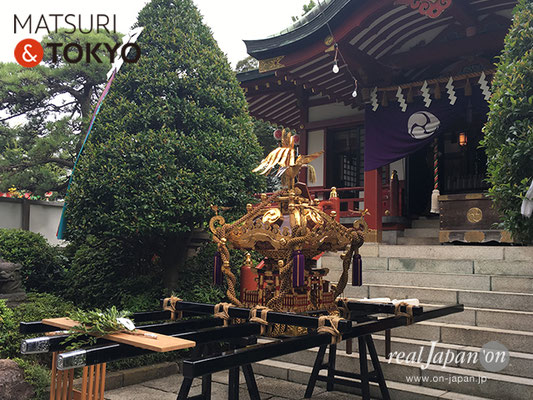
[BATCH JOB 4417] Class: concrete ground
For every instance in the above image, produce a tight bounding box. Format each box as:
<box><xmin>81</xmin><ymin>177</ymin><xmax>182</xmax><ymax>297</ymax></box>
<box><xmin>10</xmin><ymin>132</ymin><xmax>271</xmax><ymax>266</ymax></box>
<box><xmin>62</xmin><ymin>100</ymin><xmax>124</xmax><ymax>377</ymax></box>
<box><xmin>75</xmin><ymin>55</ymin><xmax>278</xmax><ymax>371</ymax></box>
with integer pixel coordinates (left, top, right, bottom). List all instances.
<box><xmin>104</xmin><ymin>371</ymin><xmax>363</xmax><ymax>400</ymax></box>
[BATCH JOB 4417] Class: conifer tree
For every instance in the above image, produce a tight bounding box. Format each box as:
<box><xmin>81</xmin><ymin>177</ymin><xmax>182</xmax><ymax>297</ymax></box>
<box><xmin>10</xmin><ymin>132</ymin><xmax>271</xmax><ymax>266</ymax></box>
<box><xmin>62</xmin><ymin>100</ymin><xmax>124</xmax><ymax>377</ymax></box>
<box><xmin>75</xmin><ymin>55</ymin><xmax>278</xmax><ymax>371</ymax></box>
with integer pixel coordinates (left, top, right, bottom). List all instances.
<box><xmin>65</xmin><ymin>0</ymin><xmax>264</xmax><ymax>287</ymax></box>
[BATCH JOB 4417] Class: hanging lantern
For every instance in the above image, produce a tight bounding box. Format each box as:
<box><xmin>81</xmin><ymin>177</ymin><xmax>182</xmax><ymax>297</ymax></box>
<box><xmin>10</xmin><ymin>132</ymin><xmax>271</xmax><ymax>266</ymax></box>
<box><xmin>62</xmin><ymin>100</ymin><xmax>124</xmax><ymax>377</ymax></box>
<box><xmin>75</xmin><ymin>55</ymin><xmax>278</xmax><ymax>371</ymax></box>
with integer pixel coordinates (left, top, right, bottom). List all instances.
<box><xmin>332</xmin><ymin>43</ymin><xmax>339</xmax><ymax>73</ymax></box>
<box><xmin>273</xmin><ymin>129</ymin><xmax>283</xmax><ymax>141</ymax></box>
<box><xmin>351</xmin><ymin>79</ymin><xmax>358</xmax><ymax>98</ymax></box>
<box><xmin>459</xmin><ymin>132</ymin><xmax>468</xmax><ymax>147</ymax></box>
<box><xmin>332</xmin><ymin>60</ymin><xmax>339</xmax><ymax>74</ymax></box>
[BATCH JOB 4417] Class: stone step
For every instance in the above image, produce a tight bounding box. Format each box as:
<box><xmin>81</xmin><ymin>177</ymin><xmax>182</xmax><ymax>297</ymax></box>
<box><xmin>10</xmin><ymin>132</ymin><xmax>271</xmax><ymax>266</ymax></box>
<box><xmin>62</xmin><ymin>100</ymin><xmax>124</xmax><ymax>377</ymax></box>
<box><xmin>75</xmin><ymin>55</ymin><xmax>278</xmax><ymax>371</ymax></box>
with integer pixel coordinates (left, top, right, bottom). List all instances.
<box><xmin>420</xmin><ymin>304</ymin><xmax>533</xmax><ymax>332</ymax></box>
<box><xmin>355</xmin><ymin>245</ymin><xmax>533</xmax><ymax>262</ymax></box>
<box><xmin>323</xmin><ymin>256</ymin><xmax>533</xmax><ymax>279</ymax></box>
<box><xmin>403</xmin><ymin>228</ymin><xmax>440</xmax><ymax>238</ymax></box>
<box><xmin>342</xmin><ymin>284</ymin><xmax>533</xmax><ymax>312</ymax></box>
<box><xmin>256</xmin><ymin>353</ymin><xmax>530</xmax><ymax>400</ymax></box>
<box><xmin>362</xmin><ymin>270</ymin><xmax>492</xmax><ymax>291</ymax></box>
<box><xmin>411</xmin><ymin>218</ymin><xmax>441</xmax><ymax>229</ymax></box>
<box><xmin>361</xmin><ymin>270</ymin><xmax>533</xmax><ymax>293</ymax></box>
<box><xmin>397</xmin><ymin>237</ymin><xmax>441</xmax><ymax>245</ymax></box>
<box><xmin>387</xmin><ymin>320</ymin><xmax>533</xmax><ymax>354</ymax></box>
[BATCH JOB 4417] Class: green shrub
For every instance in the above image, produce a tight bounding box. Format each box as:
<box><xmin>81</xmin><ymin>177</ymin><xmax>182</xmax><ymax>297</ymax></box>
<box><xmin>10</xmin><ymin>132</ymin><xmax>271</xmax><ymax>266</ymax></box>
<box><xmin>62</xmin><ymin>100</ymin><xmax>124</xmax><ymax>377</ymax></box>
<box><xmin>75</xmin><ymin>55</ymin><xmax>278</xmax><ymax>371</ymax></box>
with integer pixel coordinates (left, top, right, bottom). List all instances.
<box><xmin>63</xmin><ymin>237</ymin><xmax>164</xmax><ymax>309</ymax></box>
<box><xmin>0</xmin><ymin>229</ymin><xmax>64</xmax><ymax>293</ymax></box>
<box><xmin>0</xmin><ymin>298</ymin><xmax>17</xmax><ymax>357</ymax></box>
<box><xmin>481</xmin><ymin>0</ymin><xmax>533</xmax><ymax>243</ymax></box>
<box><xmin>174</xmin><ymin>242</ymin><xmax>260</xmax><ymax>304</ymax></box>
<box><xmin>1</xmin><ymin>293</ymin><xmax>76</xmax><ymax>359</ymax></box>
<box><xmin>14</xmin><ymin>358</ymin><xmax>50</xmax><ymax>400</ymax></box>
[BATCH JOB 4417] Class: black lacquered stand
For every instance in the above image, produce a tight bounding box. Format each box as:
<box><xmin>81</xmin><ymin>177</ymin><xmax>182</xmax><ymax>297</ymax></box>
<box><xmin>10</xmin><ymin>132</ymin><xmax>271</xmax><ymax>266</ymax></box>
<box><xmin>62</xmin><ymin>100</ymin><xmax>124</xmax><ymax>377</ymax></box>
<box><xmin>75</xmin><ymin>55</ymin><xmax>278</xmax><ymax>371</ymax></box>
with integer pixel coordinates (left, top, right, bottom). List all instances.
<box><xmin>305</xmin><ymin>335</ymin><xmax>390</xmax><ymax>400</ymax></box>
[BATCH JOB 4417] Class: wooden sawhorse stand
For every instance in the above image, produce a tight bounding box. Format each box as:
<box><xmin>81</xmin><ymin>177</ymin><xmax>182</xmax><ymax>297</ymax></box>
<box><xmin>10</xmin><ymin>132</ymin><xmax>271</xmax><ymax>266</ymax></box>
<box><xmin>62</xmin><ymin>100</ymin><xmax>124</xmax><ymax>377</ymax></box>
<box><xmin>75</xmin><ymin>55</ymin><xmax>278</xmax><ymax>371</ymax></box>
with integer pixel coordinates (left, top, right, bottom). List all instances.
<box><xmin>177</xmin><ymin>363</ymin><xmax>260</xmax><ymax>400</ymax></box>
<box><xmin>49</xmin><ymin>352</ymin><xmax>107</xmax><ymax>400</ymax></box>
<box><xmin>177</xmin><ymin>340</ymin><xmax>261</xmax><ymax>400</ymax></box>
<box><xmin>304</xmin><ymin>335</ymin><xmax>391</xmax><ymax>400</ymax></box>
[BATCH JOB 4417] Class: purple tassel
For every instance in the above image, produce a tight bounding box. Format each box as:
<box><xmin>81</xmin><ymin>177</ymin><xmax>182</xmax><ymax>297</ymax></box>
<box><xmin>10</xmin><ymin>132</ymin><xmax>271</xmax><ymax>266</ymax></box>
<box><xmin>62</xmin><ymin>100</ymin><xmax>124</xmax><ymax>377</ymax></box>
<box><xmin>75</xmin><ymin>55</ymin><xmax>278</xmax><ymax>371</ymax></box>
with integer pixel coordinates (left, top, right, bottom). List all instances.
<box><xmin>214</xmin><ymin>252</ymin><xmax>223</xmax><ymax>285</ymax></box>
<box><xmin>352</xmin><ymin>253</ymin><xmax>362</xmax><ymax>286</ymax></box>
<box><xmin>293</xmin><ymin>250</ymin><xmax>305</xmax><ymax>288</ymax></box>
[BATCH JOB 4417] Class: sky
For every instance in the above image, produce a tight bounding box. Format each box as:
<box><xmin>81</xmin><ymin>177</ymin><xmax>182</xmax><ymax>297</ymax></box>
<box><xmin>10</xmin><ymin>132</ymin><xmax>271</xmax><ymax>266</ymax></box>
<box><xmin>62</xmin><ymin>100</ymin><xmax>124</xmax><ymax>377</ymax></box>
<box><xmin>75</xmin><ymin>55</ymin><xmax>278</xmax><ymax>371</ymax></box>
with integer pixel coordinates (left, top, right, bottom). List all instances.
<box><xmin>0</xmin><ymin>0</ymin><xmax>309</xmax><ymax>67</ymax></box>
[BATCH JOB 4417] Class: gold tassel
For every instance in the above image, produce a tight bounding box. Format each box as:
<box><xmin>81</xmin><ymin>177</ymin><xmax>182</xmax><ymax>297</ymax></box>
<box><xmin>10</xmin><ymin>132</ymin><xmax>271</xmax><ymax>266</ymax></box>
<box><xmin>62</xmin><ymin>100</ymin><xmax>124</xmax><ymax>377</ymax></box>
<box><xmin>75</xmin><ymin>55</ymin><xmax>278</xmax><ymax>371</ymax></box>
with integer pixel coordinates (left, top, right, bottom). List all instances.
<box><xmin>308</xmin><ymin>165</ymin><xmax>316</xmax><ymax>183</ymax></box>
<box><xmin>465</xmin><ymin>79</ymin><xmax>472</xmax><ymax>96</ymax></box>
<box><xmin>434</xmin><ymin>83</ymin><xmax>441</xmax><ymax>99</ymax></box>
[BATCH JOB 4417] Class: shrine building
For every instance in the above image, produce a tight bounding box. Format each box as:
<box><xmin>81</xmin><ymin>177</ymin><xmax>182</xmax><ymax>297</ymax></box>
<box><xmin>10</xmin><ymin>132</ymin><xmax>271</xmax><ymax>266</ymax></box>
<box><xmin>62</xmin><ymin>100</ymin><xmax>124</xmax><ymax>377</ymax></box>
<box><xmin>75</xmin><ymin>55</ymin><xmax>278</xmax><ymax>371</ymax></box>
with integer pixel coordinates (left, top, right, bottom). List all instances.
<box><xmin>237</xmin><ymin>0</ymin><xmax>517</xmax><ymax>244</ymax></box>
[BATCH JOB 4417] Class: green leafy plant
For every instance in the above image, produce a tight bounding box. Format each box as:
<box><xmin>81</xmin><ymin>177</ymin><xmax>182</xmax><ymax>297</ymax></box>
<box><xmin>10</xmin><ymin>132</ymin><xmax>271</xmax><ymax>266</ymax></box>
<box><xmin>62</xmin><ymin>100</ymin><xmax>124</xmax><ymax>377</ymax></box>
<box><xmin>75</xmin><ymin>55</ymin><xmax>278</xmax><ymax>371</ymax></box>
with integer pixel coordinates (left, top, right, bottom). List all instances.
<box><xmin>0</xmin><ymin>229</ymin><xmax>65</xmax><ymax>293</ymax></box>
<box><xmin>1</xmin><ymin>293</ymin><xmax>76</xmax><ymax>359</ymax></box>
<box><xmin>481</xmin><ymin>0</ymin><xmax>533</xmax><ymax>243</ymax></box>
<box><xmin>63</xmin><ymin>236</ymin><xmax>164</xmax><ymax>309</ymax></box>
<box><xmin>13</xmin><ymin>357</ymin><xmax>50</xmax><ymax>400</ymax></box>
<box><xmin>63</xmin><ymin>307</ymin><xmax>134</xmax><ymax>349</ymax></box>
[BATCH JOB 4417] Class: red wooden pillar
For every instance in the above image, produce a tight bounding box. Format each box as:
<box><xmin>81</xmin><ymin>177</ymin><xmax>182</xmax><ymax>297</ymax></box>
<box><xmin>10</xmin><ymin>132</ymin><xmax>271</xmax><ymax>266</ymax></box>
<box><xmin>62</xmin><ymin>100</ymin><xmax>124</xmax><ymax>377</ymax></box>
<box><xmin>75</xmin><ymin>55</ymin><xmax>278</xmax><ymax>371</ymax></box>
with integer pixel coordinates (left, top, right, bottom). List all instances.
<box><xmin>364</xmin><ymin>168</ymin><xmax>383</xmax><ymax>242</ymax></box>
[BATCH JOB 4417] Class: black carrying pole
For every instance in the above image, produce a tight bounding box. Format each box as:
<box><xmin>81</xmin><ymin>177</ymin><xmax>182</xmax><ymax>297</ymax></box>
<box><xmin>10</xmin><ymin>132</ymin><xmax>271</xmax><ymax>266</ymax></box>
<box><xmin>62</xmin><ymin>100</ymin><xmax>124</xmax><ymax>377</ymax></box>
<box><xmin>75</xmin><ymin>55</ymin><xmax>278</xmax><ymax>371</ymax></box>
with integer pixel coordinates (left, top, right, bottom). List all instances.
<box><xmin>172</xmin><ymin>301</ymin><xmax>353</xmax><ymax>332</ymax></box>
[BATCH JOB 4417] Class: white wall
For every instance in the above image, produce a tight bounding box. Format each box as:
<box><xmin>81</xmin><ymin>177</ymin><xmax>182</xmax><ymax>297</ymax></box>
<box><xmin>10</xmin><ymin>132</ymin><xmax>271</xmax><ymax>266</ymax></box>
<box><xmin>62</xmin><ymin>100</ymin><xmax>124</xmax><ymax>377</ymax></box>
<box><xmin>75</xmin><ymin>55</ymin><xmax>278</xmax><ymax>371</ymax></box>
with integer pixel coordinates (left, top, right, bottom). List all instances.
<box><xmin>389</xmin><ymin>158</ymin><xmax>406</xmax><ymax>181</ymax></box>
<box><xmin>0</xmin><ymin>200</ymin><xmax>22</xmax><ymax>229</ymax></box>
<box><xmin>29</xmin><ymin>203</ymin><xmax>64</xmax><ymax>246</ymax></box>
<box><xmin>0</xmin><ymin>198</ymin><xmax>65</xmax><ymax>245</ymax></box>
<box><xmin>308</xmin><ymin>102</ymin><xmax>361</xmax><ymax>122</ymax></box>
<box><xmin>307</xmin><ymin>129</ymin><xmax>325</xmax><ymax>187</ymax></box>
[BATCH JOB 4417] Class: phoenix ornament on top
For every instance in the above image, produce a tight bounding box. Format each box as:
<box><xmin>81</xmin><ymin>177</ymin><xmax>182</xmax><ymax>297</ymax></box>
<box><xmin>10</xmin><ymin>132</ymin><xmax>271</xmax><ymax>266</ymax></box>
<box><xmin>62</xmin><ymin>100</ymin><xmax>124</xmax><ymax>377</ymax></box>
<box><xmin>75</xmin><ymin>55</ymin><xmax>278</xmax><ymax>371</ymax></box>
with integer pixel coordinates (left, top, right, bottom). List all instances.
<box><xmin>252</xmin><ymin>129</ymin><xmax>323</xmax><ymax>189</ymax></box>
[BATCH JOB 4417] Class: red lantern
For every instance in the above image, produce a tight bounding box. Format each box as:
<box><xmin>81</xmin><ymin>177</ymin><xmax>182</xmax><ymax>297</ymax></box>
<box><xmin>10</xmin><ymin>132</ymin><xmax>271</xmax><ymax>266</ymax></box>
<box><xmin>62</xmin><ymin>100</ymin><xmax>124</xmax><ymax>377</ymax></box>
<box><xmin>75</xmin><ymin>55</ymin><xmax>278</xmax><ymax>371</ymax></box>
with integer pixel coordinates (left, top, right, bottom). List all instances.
<box><xmin>273</xmin><ymin>129</ymin><xmax>282</xmax><ymax>141</ymax></box>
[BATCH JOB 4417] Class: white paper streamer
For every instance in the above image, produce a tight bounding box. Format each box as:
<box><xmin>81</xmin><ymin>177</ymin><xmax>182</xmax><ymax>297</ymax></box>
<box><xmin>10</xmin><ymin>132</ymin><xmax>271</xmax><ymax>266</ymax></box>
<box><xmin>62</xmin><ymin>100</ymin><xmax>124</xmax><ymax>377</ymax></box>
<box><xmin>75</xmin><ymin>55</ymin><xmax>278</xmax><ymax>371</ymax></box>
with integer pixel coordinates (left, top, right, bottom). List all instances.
<box><xmin>421</xmin><ymin>80</ymin><xmax>432</xmax><ymax>108</ymax></box>
<box><xmin>396</xmin><ymin>87</ymin><xmax>407</xmax><ymax>112</ymax></box>
<box><xmin>370</xmin><ymin>87</ymin><xmax>379</xmax><ymax>111</ymax></box>
<box><xmin>446</xmin><ymin>77</ymin><xmax>457</xmax><ymax>105</ymax></box>
<box><xmin>478</xmin><ymin>71</ymin><xmax>492</xmax><ymax>101</ymax></box>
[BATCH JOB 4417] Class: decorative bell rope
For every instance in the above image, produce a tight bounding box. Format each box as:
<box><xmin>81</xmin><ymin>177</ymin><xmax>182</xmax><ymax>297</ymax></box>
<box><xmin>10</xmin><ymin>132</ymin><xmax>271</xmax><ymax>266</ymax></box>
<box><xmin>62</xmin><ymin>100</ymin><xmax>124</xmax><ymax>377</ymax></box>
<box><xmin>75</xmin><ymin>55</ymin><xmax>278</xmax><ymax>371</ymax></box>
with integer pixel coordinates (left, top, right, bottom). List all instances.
<box><xmin>430</xmin><ymin>138</ymin><xmax>440</xmax><ymax>214</ymax></box>
<box><xmin>214</xmin><ymin>302</ymin><xmax>233</xmax><ymax>326</ymax></box>
<box><xmin>394</xmin><ymin>302</ymin><xmax>414</xmax><ymax>325</ymax></box>
<box><xmin>162</xmin><ymin>296</ymin><xmax>183</xmax><ymax>320</ymax></box>
<box><xmin>249</xmin><ymin>305</ymin><xmax>272</xmax><ymax>336</ymax></box>
<box><xmin>432</xmin><ymin>138</ymin><xmax>439</xmax><ymax>195</ymax></box>
<box><xmin>317</xmin><ymin>315</ymin><xmax>344</xmax><ymax>344</ymax></box>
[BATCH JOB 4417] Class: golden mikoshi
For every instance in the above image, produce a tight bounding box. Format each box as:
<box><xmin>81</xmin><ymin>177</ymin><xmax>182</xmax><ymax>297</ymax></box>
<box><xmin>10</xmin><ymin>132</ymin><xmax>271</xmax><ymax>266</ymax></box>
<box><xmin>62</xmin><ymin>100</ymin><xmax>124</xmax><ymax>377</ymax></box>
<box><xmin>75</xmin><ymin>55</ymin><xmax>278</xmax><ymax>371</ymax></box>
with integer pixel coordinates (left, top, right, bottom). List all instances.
<box><xmin>209</xmin><ymin>129</ymin><xmax>366</xmax><ymax>334</ymax></box>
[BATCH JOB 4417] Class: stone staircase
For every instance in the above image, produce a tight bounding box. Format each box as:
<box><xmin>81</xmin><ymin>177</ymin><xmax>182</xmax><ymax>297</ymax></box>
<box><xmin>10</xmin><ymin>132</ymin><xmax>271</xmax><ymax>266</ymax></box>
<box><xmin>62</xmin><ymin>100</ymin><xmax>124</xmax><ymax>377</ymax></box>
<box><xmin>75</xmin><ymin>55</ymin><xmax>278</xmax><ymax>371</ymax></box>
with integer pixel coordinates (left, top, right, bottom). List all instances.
<box><xmin>397</xmin><ymin>218</ymin><xmax>440</xmax><ymax>245</ymax></box>
<box><xmin>254</xmin><ymin>244</ymin><xmax>533</xmax><ymax>399</ymax></box>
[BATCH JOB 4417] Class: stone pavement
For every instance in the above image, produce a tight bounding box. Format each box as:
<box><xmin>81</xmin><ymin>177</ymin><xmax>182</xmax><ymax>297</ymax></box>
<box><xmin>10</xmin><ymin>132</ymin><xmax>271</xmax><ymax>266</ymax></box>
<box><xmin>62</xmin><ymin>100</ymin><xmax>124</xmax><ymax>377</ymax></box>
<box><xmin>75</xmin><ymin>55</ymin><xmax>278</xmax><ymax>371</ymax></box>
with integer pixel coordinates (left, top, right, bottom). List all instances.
<box><xmin>104</xmin><ymin>371</ymin><xmax>363</xmax><ymax>400</ymax></box>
